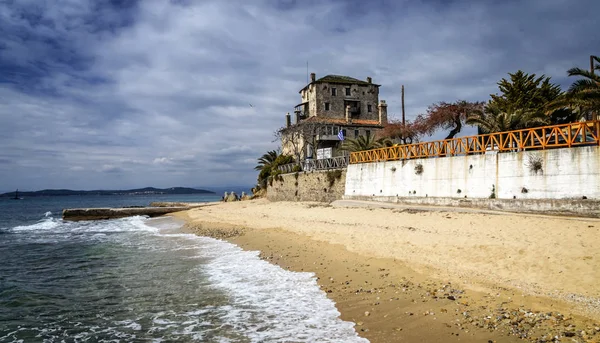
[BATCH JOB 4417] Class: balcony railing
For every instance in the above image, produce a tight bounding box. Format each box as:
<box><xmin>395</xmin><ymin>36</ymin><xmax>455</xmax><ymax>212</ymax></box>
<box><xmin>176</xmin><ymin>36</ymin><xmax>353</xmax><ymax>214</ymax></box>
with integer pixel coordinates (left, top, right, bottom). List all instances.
<box><xmin>315</xmin><ymin>134</ymin><xmax>340</xmax><ymax>141</ymax></box>
<box><xmin>277</xmin><ymin>156</ymin><xmax>349</xmax><ymax>173</ymax></box>
<box><xmin>350</xmin><ymin>121</ymin><xmax>600</xmax><ymax>164</ymax></box>
<box><xmin>277</xmin><ymin>163</ymin><xmax>299</xmax><ymax>174</ymax></box>
<box><xmin>303</xmin><ymin>156</ymin><xmax>349</xmax><ymax>171</ymax></box>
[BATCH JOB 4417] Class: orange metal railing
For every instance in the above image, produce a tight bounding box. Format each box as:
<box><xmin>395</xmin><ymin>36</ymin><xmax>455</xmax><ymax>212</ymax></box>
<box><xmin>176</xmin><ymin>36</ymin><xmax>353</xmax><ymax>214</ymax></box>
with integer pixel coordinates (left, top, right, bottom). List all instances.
<box><xmin>349</xmin><ymin>121</ymin><xmax>600</xmax><ymax>164</ymax></box>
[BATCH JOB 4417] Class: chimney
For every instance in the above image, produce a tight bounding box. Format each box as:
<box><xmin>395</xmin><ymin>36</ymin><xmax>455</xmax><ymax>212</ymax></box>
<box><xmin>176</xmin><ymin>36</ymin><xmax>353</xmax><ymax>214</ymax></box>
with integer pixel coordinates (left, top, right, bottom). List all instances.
<box><xmin>378</xmin><ymin>100</ymin><xmax>388</xmax><ymax>125</ymax></box>
<box><xmin>310</xmin><ymin>73</ymin><xmax>316</xmax><ymax>83</ymax></box>
<box><xmin>295</xmin><ymin>111</ymin><xmax>300</xmax><ymax>124</ymax></box>
<box><xmin>286</xmin><ymin>112</ymin><xmax>291</xmax><ymax>128</ymax></box>
<box><xmin>345</xmin><ymin>105</ymin><xmax>351</xmax><ymax>124</ymax></box>
<box><xmin>367</xmin><ymin>76</ymin><xmax>372</xmax><ymax>84</ymax></box>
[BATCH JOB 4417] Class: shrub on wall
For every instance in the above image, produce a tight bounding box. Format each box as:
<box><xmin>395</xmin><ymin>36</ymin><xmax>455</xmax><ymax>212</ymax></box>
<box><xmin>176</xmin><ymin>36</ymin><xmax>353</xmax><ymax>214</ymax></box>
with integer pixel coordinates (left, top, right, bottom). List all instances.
<box><xmin>489</xmin><ymin>184</ymin><xmax>496</xmax><ymax>199</ymax></box>
<box><xmin>326</xmin><ymin>170</ymin><xmax>343</xmax><ymax>187</ymax></box>
<box><xmin>414</xmin><ymin>163</ymin><xmax>424</xmax><ymax>175</ymax></box>
<box><xmin>526</xmin><ymin>154</ymin><xmax>543</xmax><ymax>174</ymax></box>
<box><xmin>270</xmin><ymin>170</ymin><xmax>284</xmax><ymax>183</ymax></box>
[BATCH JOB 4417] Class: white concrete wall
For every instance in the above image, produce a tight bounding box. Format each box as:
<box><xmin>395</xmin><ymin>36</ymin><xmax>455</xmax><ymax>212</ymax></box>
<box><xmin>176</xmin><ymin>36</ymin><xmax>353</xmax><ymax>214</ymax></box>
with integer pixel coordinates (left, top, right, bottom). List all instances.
<box><xmin>345</xmin><ymin>146</ymin><xmax>600</xmax><ymax>200</ymax></box>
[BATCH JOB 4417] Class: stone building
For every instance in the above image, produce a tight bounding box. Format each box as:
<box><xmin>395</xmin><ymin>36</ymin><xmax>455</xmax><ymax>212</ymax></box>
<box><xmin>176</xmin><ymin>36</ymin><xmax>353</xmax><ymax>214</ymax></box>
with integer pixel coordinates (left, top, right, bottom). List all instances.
<box><xmin>281</xmin><ymin>73</ymin><xmax>388</xmax><ymax>160</ymax></box>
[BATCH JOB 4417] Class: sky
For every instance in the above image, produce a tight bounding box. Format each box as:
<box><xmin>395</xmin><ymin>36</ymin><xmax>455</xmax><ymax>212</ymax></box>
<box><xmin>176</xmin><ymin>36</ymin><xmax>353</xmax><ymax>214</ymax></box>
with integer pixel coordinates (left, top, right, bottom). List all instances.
<box><xmin>0</xmin><ymin>0</ymin><xmax>598</xmax><ymax>191</ymax></box>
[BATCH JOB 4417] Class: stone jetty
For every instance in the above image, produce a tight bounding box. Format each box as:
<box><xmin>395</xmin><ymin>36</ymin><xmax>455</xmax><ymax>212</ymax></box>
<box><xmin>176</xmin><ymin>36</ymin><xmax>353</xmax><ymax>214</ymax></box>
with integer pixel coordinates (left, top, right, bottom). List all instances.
<box><xmin>62</xmin><ymin>202</ymin><xmax>218</xmax><ymax>221</ymax></box>
<box><xmin>62</xmin><ymin>206</ymin><xmax>189</xmax><ymax>221</ymax></box>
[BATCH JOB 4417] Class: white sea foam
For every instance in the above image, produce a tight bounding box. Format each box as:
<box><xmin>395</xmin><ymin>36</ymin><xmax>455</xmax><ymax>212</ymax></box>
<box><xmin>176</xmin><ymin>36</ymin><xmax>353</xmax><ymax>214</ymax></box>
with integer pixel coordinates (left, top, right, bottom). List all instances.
<box><xmin>155</xmin><ymin>231</ymin><xmax>369</xmax><ymax>343</ymax></box>
<box><xmin>11</xmin><ymin>217</ymin><xmax>61</xmax><ymax>232</ymax></box>
<box><xmin>10</xmin><ymin>214</ymin><xmax>157</xmax><ymax>235</ymax></box>
<box><xmin>114</xmin><ymin>320</ymin><xmax>142</xmax><ymax>331</ymax></box>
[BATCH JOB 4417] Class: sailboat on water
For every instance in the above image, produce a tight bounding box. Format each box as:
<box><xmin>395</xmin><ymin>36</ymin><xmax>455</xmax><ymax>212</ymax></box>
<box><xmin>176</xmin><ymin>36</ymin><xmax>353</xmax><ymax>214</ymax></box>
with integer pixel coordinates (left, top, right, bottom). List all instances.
<box><xmin>12</xmin><ymin>189</ymin><xmax>22</xmax><ymax>200</ymax></box>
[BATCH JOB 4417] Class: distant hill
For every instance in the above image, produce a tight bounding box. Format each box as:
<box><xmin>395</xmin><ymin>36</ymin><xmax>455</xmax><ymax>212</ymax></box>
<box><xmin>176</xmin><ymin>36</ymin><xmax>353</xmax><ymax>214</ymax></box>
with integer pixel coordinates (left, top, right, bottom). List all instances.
<box><xmin>1</xmin><ymin>187</ymin><xmax>215</xmax><ymax>197</ymax></box>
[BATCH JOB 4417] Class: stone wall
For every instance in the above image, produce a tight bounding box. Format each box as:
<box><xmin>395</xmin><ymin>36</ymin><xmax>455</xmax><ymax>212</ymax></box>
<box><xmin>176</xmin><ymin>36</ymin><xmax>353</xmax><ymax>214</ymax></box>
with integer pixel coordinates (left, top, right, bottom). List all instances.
<box><xmin>301</xmin><ymin>83</ymin><xmax>317</xmax><ymax>117</ymax></box>
<box><xmin>300</xmin><ymin>81</ymin><xmax>379</xmax><ymax>121</ymax></box>
<box><xmin>267</xmin><ymin>169</ymin><xmax>346</xmax><ymax>202</ymax></box>
<box><xmin>346</xmin><ymin>146</ymin><xmax>600</xmax><ymax>200</ymax></box>
<box><xmin>314</xmin><ymin>82</ymin><xmax>380</xmax><ymax>121</ymax></box>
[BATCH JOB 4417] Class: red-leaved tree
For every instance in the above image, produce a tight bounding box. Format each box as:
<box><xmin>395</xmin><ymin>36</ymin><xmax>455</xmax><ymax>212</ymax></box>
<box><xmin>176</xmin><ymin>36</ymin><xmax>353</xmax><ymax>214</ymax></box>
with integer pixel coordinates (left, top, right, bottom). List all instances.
<box><xmin>380</xmin><ymin>119</ymin><xmax>422</xmax><ymax>144</ymax></box>
<box><xmin>414</xmin><ymin>100</ymin><xmax>485</xmax><ymax>139</ymax></box>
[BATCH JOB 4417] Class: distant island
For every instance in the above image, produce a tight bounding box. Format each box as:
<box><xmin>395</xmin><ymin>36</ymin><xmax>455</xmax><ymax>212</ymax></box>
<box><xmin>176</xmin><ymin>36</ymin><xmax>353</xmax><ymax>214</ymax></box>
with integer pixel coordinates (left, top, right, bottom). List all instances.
<box><xmin>1</xmin><ymin>187</ymin><xmax>215</xmax><ymax>197</ymax></box>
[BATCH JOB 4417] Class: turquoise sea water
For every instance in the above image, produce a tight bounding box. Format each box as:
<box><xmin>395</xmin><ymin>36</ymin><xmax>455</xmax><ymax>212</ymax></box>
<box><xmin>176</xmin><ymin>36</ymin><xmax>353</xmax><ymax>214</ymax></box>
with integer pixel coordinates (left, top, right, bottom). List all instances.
<box><xmin>0</xmin><ymin>195</ymin><xmax>367</xmax><ymax>342</ymax></box>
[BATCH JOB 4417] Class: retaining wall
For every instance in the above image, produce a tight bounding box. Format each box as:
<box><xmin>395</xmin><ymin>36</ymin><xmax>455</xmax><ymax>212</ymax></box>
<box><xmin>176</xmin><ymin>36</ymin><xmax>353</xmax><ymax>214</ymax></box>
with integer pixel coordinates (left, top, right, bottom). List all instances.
<box><xmin>267</xmin><ymin>170</ymin><xmax>346</xmax><ymax>202</ymax></box>
<box><xmin>345</xmin><ymin>146</ymin><xmax>600</xmax><ymax>200</ymax></box>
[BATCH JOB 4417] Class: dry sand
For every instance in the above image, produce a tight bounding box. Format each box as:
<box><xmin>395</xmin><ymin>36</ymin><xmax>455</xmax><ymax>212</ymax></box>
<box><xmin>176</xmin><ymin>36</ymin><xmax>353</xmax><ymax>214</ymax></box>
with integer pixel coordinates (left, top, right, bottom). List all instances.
<box><xmin>174</xmin><ymin>199</ymin><xmax>600</xmax><ymax>342</ymax></box>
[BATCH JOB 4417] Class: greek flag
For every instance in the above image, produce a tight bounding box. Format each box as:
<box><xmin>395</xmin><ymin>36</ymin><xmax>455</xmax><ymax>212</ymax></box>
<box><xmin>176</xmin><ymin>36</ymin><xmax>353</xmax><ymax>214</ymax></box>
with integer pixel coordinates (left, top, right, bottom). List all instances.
<box><xmin>337</xmin><ymin>129</ymin><xmax>344</xmax><ymax>141</ymax></box>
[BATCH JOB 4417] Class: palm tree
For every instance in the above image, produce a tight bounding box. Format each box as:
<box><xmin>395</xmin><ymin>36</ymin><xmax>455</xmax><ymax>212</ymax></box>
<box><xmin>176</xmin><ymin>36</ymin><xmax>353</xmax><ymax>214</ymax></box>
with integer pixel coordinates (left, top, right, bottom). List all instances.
<box><xmin>254</xmin><ymin>150</ymin><xmax>278</xmax><ymax>171</ymax></box>
<box><xmin>377</xmin><ymin>137</ymin><xmax>394</xmax><ymax>147</ymax></box>
<box><xmin>341</xmin><ymin>132</ymin><xmax>391</xmax><ymax>152</ymax></box>
<box><xmin>566</xmin><ymin>56</ymin><xmax>600</xmax><ymax>120</ymax></box>
<box><xmin>546</xmin><ymin>56</ymin><xmax>600</xmax><ymax>121</ymax></box>
<box><xmin>255</xmin><ymin>150</ymin><xmax>279</xmax><ymax>188</ymax></box>
<box><xmin>466</xmin><ymin>105</ymin><xmax>549</xmax><ymax>134</ymax></box>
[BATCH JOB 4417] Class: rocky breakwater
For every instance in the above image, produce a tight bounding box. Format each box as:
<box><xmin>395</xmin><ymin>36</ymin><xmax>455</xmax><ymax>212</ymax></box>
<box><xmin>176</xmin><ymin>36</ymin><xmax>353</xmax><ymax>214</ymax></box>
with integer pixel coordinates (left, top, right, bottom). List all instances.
<box><xmin>62</xmin><ymin>206</ymin><xmax>190</xmax><ymax>221</ymax></box>
<box><xmin>221</xmin><ymin>191</ymin><xmax>252</xmax><ymax>202</ymax></box>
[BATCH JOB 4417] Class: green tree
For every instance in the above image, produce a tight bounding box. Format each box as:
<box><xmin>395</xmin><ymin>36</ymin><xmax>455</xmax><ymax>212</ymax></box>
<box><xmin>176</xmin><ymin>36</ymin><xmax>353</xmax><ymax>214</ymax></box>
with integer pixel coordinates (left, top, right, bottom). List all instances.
<box><xmin>254</xmin><ymin>150</ymin><xmax>278</xmax><ymax>171</ymax></box>
<box><xmin>467</xmin><ymin>71</ymin><xmax>561</xmax><ymax>133</ymax></box>
<box><xmin>490</xmin><ymin>71</ymin><xmax>562</xmax><ymax>114</ymax></box>
<box><xmin>466</xmin><ymin>104</ymin><xmax>549</xmax><ymax>134</ymax></box>
<box><xmin>341</xmin><ymin>132</ymin><xmax>390</xmax><ymax>152</ymax></box>
<box><xmin>255</xmin><ymin>150</ymin><xmax>279</xmax><ymax>188</ymax></box>
<box><xmin>255</xmin><ymin>150</ymin><xmax>295</xmax><ymax>188</ymax></box>
<box><xmin>547</xmin><ymin>55</ymin><xmax>600</xmax><ymax>121</ymax></box>
<box><xmin>270</xmin><ymin>154</ymin><xmax>295</xmax><ymax>171</ymax></box>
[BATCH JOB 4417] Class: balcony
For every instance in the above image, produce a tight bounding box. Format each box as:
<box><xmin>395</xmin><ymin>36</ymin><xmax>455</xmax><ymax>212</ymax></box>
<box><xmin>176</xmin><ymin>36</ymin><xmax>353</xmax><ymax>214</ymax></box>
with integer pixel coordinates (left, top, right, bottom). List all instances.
<box><xmin>344</xmin><ymin>100</ymin><xmax>361</xmax><ymax>116</ymax></box>
<box><xmin>316</xmin><ymin>134</ymin><xmax>340</xmax><ymax>141</ymax></box>
<box><xmin>316</xmin><ymin>125</ymin><xmax>341</xmax><ymax>141</ymax></box>
<box><xmin>294</xmin><ymin>102</ymin><xmax>309</xmax><ymax>120</ymax></box>
<box><xmin>294</xmin><ymin>111</ymin><xmax>308</xmax><ymax>119</ymax></box>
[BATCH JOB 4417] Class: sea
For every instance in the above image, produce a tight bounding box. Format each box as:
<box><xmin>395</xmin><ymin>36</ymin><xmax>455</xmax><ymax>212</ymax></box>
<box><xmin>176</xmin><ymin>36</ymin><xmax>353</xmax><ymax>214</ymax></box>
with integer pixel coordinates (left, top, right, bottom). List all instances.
<box><xmin>0</xmin><ymin>195</ymin><xmax>367</xmax><ymax>342</ymax></box>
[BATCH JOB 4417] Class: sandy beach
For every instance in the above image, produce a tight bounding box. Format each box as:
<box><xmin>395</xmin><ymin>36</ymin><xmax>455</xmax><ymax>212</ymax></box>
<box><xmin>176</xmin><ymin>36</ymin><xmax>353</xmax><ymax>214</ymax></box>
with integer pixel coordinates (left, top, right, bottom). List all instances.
<box><xmin>174</xmin><ymin>199</ymin><xmax>600</xmax><ymax>342</ymax></box>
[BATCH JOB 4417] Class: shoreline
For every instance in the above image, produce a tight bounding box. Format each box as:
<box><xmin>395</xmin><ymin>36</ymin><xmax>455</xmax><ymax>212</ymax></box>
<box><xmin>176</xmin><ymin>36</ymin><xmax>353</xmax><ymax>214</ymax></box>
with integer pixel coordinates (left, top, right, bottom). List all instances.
<box><xmin>173</xmin><ymin>199</ymin><xmax>600</xmax><ymax>342</ymax></box>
